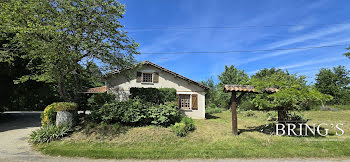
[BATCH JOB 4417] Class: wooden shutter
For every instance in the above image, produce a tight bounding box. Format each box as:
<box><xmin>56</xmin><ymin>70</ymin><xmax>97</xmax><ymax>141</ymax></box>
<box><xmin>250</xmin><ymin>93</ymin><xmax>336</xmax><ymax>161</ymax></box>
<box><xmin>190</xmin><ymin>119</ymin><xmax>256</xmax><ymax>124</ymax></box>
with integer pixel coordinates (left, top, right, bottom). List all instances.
<box><xmin>192</xmin><ymin>94</ymin><xmax>198</xmax><ymax>110</ymax></box>
<box><xmin>176</xmin><ymin>94</ymin><xmax>179</xmax><ymax>108</ymax></box>
<box><xmin>136</xmin><ymin>72</ymin><xmax>142</xmax><ymax>83</ymax></box>
<box><xmin>153</xmin><ymin>72</ymin><xmax>159</xmax><ymax>83</ymax></box>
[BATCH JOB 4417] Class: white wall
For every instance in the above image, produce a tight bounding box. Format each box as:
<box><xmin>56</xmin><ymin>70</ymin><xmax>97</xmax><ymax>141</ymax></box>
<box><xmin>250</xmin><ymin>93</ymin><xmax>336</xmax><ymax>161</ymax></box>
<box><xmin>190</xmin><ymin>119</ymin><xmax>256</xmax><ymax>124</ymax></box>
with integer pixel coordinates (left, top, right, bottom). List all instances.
<box><xmin>106</xmin><ymin>64</ymin><xmax>206</xmax><ymax>119</ymax></box>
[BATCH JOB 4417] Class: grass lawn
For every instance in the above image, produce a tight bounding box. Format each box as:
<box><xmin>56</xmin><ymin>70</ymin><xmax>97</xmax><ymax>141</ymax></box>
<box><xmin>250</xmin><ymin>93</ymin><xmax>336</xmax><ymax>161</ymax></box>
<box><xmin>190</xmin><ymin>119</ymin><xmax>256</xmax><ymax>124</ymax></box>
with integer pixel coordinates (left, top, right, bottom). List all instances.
<box><xmin>35</xmin><ymin>109</ymin><xmax>350</xmax><ymax>159</ymax></box>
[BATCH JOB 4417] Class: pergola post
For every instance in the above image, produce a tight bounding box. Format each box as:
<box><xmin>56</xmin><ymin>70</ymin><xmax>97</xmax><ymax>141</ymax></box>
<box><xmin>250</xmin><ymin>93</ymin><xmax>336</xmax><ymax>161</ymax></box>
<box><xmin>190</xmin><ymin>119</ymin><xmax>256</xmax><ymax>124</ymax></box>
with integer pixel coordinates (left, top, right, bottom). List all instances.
<box><xmin>231</xmin><ymin>92</ymin><xmax>238</xmax><ymax>135</ymax></box>
<box><xmin>224</xmin><ymin>85</ymin><xmax>278</xmax><ymax>136</ymax></box>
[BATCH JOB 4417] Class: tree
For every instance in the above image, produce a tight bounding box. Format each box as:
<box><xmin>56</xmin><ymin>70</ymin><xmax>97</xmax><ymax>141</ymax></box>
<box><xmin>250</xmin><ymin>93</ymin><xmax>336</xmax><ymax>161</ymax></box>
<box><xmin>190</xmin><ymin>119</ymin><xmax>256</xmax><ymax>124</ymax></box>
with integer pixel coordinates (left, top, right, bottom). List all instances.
<box><xmin>201</xmin><ymin>77</ymin><xmax>218</xmax><ymax>108</ymax></box>
<box><xmin>250</xmin><ymin>69</ymin><xmax>332</xmax><ymax>122</ymax></box>
<box><xmin>1</xmin><ymin>0</ymin><xmax>139</xmax><ymax>102</ymax></box>
<box><xmin>217</xmin><ymin>65</ymin><xmax>249</xmax><ymax>109</ymax></box>
<box><xmin>315</xmin><ymin>66</ymin><xmax>350</xmax><ymax>105</ymax></box>
<box><xmin>345</xmin><ymin>46</ymin><xmax>350</xmax><ymax>59</ymax></box>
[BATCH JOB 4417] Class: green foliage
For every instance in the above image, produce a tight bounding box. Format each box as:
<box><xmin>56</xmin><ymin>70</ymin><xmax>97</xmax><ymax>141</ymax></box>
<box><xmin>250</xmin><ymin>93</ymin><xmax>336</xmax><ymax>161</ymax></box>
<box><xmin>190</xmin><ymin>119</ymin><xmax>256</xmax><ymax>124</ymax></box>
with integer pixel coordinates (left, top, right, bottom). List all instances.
<box><xmin>41</xmin><ymin>102</ymin><xmax>77</xmax><ymax>126</ymax></box>
<box><xmin>29</xmin><ymin>124</ymin><xmax>72</xmax><ymax>143</ymax></box>
<box><xmin>180</xmin><ymin>117</ymin><xmax>196</xmax><ymax>132</ymax></box>
<box><xmin>41</xmin><ymin>103</ymin><xmax>57</xmax><ymax>126</ymax></box>
<box><xmin>206</xmin><ymin>107</ymin><xmax>223</xmax><ymax>114</ymax></box>
<box><xmin>214</xmin><ymin>65</ymin><xmax>250</xmax><ymax>109</ymax></box>
<box><xmin>201</xmin><ymin>77</ymin><xmax>218</xmax><ymax>107</ymax></box>
<box><xmin>148</xmin><ymin>102</ymin><xmax>182</xmax><ymax>126</ymax></box>
<box><xmin>315</xmin><ymin>66</ymin><xmax>350</xmax><ymax>105</ymax></box>
<box><xmin>171</xmin><ymin>116</ymin><xmax>196</xmax><ymax>137</ymax></box>
<box><xmin>250</xmin><ymin>69</ymin><xmax>332</xmax><ymax>121</ymax></box>
<box><xmin>54</xmin><ymin>102</ymin><xmax>78</xmax><ymax>111</ymax></box>
<box><xmin>238</xmin><ymin>101</ymin><xmax>257</xmax><ymax>111</ymax></box>
<box><xmin>1</xmin><ymin>0</ymin><xmax>139</xmax><ymax>101</ymax></box>
<box><xmin>89</xmin><ymin>99</ymin><xmax>180</xmax><ymax>126</ymax></box>
<box><xmin>87</xmin><ymin>93</ymin><xmax>116</xmax><ymax>110</ymax></box>
<box><xmin>172</xmin><ymin>123</ymin><xmax>187</xmax><ymax>137</ymax></box>
<box><xmin>288</xmin><ymin>112</ymin><xmax>308</xmax><ymax>123</ymax></box>
<box><xmin>129</xmin><ymin>88</ymin><xmax>176</xmax><ymax>104</ymax></box>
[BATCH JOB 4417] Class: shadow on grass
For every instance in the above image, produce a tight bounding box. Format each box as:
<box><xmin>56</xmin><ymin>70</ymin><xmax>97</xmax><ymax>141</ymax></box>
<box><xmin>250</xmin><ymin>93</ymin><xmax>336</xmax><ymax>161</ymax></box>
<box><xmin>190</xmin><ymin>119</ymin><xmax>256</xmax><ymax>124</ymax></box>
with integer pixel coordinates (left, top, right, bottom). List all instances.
<box><xmin>239</xmin><ymin>123</ymin><xmax>335</xmax><ymax>137</ymax></box>
<box><xmin>205</xmin><ymin>113</ymin><xmax>220</xmax><ymax>119</ymax></box>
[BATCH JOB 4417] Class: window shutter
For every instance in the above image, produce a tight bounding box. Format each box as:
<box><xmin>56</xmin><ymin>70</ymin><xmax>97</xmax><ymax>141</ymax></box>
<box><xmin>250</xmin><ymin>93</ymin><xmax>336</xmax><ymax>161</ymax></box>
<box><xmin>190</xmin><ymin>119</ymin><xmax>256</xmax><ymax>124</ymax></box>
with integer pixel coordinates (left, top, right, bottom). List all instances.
<box><xmin>136</xmin><ymin>72</ymin><xmax>142</xmax><ymax>83</ymax></box>
<box><xmin>153</xmin><ymin>72</ymin><xmax>159</xmax><ymax>83</ymax></box>
<box><xmin>176</xmin><ymin>94</ymin><xmax>179</xmax><ymax>108</ymax></box>
<box><xmin>192</xmin><ymin>94</ymin><xmax>198</xmax><ymax>110</ymax></box>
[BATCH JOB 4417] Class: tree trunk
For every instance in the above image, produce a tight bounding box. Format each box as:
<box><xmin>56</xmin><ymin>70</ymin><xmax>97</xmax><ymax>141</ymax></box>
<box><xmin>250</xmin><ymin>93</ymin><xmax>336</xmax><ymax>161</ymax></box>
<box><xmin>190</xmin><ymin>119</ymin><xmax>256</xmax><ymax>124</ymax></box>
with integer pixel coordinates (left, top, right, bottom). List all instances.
<box><xmin>58</xmin><ymin>74</ymin><xmax>70</xmax><ymax>102</ymax></box>
<box><xmin>277</xmin><ymin>107</ymin><xmax>288</xmax><ymax>123</ymax></box>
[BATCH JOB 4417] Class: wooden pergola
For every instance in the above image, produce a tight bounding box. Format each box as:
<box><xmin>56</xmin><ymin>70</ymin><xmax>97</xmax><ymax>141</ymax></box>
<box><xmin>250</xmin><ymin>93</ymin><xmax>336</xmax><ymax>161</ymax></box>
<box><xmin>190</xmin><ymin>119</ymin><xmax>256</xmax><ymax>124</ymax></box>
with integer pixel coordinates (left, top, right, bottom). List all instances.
<box><xmin>224</xmin><ymin>85</ymin><xmax>278</xmax><ymax>135</ymax></box>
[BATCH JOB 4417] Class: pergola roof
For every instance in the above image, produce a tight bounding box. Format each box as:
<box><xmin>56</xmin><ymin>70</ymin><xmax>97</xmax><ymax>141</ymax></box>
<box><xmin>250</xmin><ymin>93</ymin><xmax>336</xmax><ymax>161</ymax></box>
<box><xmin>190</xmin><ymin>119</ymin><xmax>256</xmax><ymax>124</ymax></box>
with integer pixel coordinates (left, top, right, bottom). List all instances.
<box><xmin>224</xmin><ymin>85</ymin><xmax>279</xmax><ymax>93</ymax></box>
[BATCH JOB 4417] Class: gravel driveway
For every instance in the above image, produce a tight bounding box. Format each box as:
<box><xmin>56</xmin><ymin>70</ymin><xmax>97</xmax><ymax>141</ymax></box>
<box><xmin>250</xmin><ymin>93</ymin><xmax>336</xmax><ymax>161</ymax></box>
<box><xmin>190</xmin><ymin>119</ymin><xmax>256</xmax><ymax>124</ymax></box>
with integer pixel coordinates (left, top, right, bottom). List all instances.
<box><xmin>0</xmin><ymin>112</ymin><xmax>348</xmax><ymax>162</ymax></box>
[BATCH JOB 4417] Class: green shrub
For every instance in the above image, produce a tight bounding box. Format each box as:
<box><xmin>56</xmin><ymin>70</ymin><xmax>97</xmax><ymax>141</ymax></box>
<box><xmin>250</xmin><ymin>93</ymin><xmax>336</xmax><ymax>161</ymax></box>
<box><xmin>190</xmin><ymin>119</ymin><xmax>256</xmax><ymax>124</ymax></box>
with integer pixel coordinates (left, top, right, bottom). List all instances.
<box><xmin>172</xmin><ymin>116</ymin><xmax>196</xmax><ymax>137</ymax></box>
<box><xmin>181</xmin><ymin>116</ymin><xmax>196</xmax><ymax>132</ymax></box>
<box><xmin>129</xmin><ymin>88</ymin><xmax>176</xmax><ymax>104</ymax></box>
<box><xmin>89</xmin><ymin>99</ymin><xmax>180</xmax><ymax>126</ymax></box>
<box><xmin>29</xmin><ymin>124</ymin><xmax>72</xmax><ymax>143</ymax></box>
<box><xmin>238</xmin><ymin>101</ymin><xmax>257</xmax><ymax>111</ymax></box>
<box><xmin>288</xmin><ymin>112</ymin><xmax>308</xmax><ymax>123</ymax></box>
<box><xmin>54</xmin><ymin>102</ymin><xmax>78</xmax><ymax>111</ymax></box>
<box><xmin>206</xmin><ymin>108</ymin><xmax>222</xmax><ymax>114</ymax></box>
<box><xmin>41</xmin><ymin>103</ymin><xmax>57</xmax><ymax>126</ymax></box>
<box><xmin>148</xmin><ymin>102</ymin><xmax>181</xmax><ymax>126</ymax></box>
<box><xmin>41</xmin><ymin>102</ymin><xmax>78</xmax><ymax>126</ymax></box>
<box><xmin>172</xmin><ymin>122</ymin><xmax>187</xmax><ymax>137</ymax></box>
<box><xmin>87</xmin><ymin>92</ymin><xmax>116</xmax><ymax>110</ymax></box>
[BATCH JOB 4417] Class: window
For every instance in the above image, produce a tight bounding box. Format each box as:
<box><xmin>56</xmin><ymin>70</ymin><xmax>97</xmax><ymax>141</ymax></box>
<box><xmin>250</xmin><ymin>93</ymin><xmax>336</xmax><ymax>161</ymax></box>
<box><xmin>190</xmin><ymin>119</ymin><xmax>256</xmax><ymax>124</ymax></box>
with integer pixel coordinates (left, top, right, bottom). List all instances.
<box><xmin>179</xmin><ymin>94</ymin><xmax>191</xmax><ymax>109</ymax></box>
<box><xmin>142</xmin><ymin>73</ymin><xmax>153</xmax><ymax>83</ymax></box>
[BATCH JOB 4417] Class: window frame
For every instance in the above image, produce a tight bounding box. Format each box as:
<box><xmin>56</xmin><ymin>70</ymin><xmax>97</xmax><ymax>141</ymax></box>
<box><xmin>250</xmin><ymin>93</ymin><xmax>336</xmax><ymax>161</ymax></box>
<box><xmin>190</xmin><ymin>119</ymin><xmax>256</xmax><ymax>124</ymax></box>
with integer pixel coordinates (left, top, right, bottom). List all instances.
<box><xmin>141</xmin><ymin>72</ymin><xmax>153</xmax><ymax>83</ymax></box>
<box><xmin>179</xmin><ymin>94</ymin><xmax>192</xmax><ymax>110</ymax></box>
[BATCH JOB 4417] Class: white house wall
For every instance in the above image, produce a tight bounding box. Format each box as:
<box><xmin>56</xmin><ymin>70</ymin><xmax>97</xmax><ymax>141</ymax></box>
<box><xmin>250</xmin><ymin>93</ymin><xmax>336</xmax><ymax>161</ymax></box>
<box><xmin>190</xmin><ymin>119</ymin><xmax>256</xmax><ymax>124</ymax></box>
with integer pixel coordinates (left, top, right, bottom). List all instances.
<box><xmin>106</xmin><ymin>64</ymin><xmax>206</xmax><ymax>119</ymax></box>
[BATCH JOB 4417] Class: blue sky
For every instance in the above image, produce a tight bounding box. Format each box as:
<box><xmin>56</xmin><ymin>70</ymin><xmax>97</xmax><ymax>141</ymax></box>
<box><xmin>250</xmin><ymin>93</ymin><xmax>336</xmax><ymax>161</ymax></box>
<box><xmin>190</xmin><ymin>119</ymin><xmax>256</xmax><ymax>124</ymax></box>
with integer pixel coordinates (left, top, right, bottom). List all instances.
<box><xmin>119</xmin><ymin>0</ymin><xmax>350</xmax><ymax>84</ymax></box>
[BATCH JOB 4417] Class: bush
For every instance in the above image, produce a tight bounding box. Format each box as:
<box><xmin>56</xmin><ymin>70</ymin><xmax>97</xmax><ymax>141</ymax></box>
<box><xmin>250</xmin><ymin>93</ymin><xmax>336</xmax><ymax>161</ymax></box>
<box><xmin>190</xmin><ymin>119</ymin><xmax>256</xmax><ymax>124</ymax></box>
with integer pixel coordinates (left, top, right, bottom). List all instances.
<box><xmin>172</xmin><ymin>116</ymin><xmax>196</xmax><ymax>137</ymax></box>
<box><xmin>172</xmin><ymin>123</ymin><xmax>187</xmax><ymax>137</ymax></box>
<box><xmin>89</xmin><ymin>99</ymin><xmax>181</xmax><ymax>126</ymax></box>
<box><xmin>29</xmin><ymin>124</ymin><xmax>72</xmax><ymax>143</ymax></box>
<box><xmin>181</xmin><ymin>116</ymin><xmax>196</xmax><ymax>132</ymax></box>
<box><xmin>148</xmin><ymin>102</ymin><xmax>181</xmax><ymax>126</ymax></box>
<box><xmin>238</xmin><ymin>101</ymin><xmax>257</xmax><ymax>111</ymax></box>
<box><xmin>55</xmin><ymin>102</ymin><xmax>78</xmax><ymax>111</ymax></box>
<box><xmin>41</xmin><ymin>103</ymin><xmax>57</xmax><ymax>126</ymax></box>
<box><xmin>288</xmin><ymin>112</ymin><xmax>308</xmax><ymax>123</ymax></box>
<box><xmin>129</xmin><ymin>88</ymin><xmax>176</xmax><ymax>104</ymax></box>
<box><xmin>206</xmin><ymin>108</ymin><xmax>222</xmax><ymax>114</ymax></box>
<box><xmin>40</xmin><ymin>102</ymin><xmax>78</xmax><ymax>126</ymax></box>
<box><xmin>87</xmin><ymin>92</ymin><xmax>116</xmax><ymax>110</ymax></box>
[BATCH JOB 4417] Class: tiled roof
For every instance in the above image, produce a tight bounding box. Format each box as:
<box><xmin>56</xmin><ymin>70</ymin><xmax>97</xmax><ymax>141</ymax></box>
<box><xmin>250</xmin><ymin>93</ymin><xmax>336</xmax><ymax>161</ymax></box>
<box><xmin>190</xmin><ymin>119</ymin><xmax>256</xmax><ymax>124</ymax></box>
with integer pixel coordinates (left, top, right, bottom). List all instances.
<box><xmin>104</xmin><ymin>61</ymin><xmax>209</xmax><ymax>90</ymax></box>
<box><xmin>83</xmin><ymin>86</ymin><xmax>107</xmax><ymax>93</ymax></box>
<box><xmin>224</xmin><ymin>85</ymin><xmax>278</xmax><ymax>93</ymax></box>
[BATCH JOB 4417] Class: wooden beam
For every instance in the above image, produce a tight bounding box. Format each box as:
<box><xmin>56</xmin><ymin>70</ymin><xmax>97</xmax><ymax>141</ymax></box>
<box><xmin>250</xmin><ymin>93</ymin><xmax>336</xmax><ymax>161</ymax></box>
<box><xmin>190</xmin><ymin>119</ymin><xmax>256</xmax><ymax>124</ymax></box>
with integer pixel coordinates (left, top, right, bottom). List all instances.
<box><xmin>236</xmin><ymin>92</ymin><xmax>247</xmax><ymax>103</ymax></box>
<box><xmin>231</xmin><ymin>92</ymin><xmax>238</xmax><ymax>135</ymax></box>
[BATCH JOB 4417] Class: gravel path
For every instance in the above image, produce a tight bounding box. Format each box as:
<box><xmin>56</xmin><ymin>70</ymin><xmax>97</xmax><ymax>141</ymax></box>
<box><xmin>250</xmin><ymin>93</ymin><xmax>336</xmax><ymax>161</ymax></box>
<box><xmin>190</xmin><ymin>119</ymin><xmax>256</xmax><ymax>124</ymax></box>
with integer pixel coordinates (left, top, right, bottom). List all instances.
<box><xmin>0</xmin><ymin>112</ymin><xmax>348</xmax><ymax>162</ymax></box>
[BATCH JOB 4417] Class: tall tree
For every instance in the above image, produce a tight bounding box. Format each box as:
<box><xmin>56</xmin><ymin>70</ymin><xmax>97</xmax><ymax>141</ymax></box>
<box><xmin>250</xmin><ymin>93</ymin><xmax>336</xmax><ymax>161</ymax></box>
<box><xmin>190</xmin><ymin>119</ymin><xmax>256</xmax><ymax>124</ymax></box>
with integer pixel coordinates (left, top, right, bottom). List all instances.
<box><xmin>201</xmin><ymin>77</ymin><xmax>218</xmax><ymax>108</ymax></box>
<box><xmin>1</xmin><ymin>0</ymin><xmax>139</xmax><ymax>102</ymax></box>
<box><xmin>315</xmin><ymin>66</ymin><xmax>350</xmax><ymax>105</ymax></box>
<box><xmin>217</xmin><ymin>65</ymin><xmax>249</xmax><ymax>109</ymax></box>
<box><xmin>250</xmin><ymin>69</ymin><xmax>332</xmax><ymax>121</ymax></box>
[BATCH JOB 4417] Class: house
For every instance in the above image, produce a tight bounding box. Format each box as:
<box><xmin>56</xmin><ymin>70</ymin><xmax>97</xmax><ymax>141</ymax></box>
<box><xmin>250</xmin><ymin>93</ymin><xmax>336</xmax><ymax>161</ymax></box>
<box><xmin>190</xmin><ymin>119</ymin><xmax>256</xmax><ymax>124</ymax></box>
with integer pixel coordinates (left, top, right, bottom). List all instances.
<box><xmin>102</xmin><ymin>61</ymin><xmax>209</xmax><ymax>119</ymax></box>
